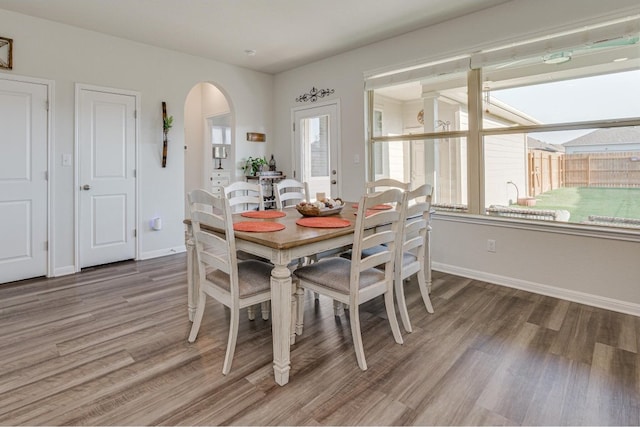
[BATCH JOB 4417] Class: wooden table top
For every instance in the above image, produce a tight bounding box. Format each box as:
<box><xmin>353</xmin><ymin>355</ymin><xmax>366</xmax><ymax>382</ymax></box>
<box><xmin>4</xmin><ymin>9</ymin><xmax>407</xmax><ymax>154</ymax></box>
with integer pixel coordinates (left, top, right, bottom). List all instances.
<box><xmin>184</xmin><ymin>202</ymin><xmax>358</xmax><ymax>251</ymax></box>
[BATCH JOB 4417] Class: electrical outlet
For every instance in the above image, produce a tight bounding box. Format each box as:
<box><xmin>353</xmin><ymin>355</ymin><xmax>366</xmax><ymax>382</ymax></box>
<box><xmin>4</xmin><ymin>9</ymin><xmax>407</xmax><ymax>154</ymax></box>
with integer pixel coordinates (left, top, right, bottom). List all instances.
<box><xmin>487</xmin><ymin>239</ymin><xmax>496</xmax><ymax>253</ymax></box>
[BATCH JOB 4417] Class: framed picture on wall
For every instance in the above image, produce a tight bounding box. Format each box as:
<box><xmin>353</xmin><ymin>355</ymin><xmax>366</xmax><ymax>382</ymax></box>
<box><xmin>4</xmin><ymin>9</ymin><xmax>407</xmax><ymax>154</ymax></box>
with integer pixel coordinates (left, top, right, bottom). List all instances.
<box><xmin>0</xmin><ymin>37</ymin><xmax>13</xmax><ymax>70</ymax></box>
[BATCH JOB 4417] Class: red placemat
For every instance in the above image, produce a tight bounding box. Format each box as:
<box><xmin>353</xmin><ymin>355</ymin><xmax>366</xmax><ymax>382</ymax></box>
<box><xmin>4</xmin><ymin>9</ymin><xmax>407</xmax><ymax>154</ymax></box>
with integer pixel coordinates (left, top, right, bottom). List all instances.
<box><xmin>352</xmin><ymin>203</ymin><xmax>392</xmax><ymax>210</ymax></box>
<box><xmin>241</xmin><ymin>210</ymin><xmax>286</xmax><ymax>219</ymax></box>
<box><xmin>296</xmin><ymin>217</ymin><xmax>351</xmax><ymax>228</ymax></box>
<box><xmin>233</xmin><ymin>221</ymin><xmax>285</xmax><ymax>232</ymax></box>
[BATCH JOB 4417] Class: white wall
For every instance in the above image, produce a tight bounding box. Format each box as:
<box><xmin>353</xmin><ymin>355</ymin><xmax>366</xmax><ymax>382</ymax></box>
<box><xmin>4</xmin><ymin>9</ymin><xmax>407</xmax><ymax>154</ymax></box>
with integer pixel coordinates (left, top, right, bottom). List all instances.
<box><xmin>484</xmin><ymin>133</ymin><xmax>527</xmax><ymax>206</ymax></box>
<box><xmin>184</xmin><ymin>84</ymin><xmax>204</xmax><ymax>214</ymax></box>
<box><xmin>273</xmin><ymin>0</ymin><xmax>640</xmax><ymax>313</ymax></box>
<box><xmin>0</xmin><ymin>9</ymin><xmax>273</xmax><ymax>272</ymax></box>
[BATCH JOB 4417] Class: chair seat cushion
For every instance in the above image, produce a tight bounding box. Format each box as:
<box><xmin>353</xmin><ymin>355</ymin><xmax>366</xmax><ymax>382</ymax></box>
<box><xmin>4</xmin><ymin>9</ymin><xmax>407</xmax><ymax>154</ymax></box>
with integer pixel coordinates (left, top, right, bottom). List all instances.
<box><xmin>206</xmin><ymin>259</ymin><xmax>272</xmax><ymax>298</ymax></box>
<box><xmin>294</xmin><ymin>257</ymin><xmax>385</xmax><ymax>294</ymax></box>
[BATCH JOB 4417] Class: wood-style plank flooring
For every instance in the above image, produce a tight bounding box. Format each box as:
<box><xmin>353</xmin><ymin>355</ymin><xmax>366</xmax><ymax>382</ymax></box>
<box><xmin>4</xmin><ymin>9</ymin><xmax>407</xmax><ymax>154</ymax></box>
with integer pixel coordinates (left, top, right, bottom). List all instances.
<box><xmin>1</xmin><ymin>253</ymin><xmax>639</xmax><ymax>425</ymax></box>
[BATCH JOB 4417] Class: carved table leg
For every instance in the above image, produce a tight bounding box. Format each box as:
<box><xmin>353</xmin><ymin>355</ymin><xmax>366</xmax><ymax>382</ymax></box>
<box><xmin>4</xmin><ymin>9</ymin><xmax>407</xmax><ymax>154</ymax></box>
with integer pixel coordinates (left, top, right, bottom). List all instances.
<box><xmin>270</xmin><ymin>263</ymin><xmax>292</xmax><ymax>386</ymax></box>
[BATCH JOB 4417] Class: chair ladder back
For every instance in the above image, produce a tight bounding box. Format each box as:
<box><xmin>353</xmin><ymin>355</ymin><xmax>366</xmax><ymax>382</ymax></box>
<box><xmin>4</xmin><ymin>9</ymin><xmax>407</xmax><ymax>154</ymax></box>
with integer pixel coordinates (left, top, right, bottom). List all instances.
<box><xmin>351</xmin><ymin>188</ymin><xmax>404</xmax><ymax>292</ymax></box>
<box><xmin>274</xmin><ymin>178</ymin><xmax>309</xmax><ymax>209</ymax></box>
<box><xmin>365</xmin><ymin>178</ymin><xmax>410</xmax><ymax>194</ymax></box>
<box><xmin>224</xmin><ymin>181</ymin><xmax>265</xmax><ymax>212</ymax></box>
<box><xmin>194</xmin><ymin>227</ymin><xmax>233</xmax><ymax>275</ymax></box>
<box><xmin>400</xmin><ymin>184</ymin><xmax>432</xmax><ymax>263</ymax></box>
<box><xmin>403</xmin><ymin>218</ymin><xmax>426</xmax><ymax>254</ymax></box>
<box><xmin>188</xmin><ymin>189</ymin><xmax>240</xmax><ymax>299</ymax></box>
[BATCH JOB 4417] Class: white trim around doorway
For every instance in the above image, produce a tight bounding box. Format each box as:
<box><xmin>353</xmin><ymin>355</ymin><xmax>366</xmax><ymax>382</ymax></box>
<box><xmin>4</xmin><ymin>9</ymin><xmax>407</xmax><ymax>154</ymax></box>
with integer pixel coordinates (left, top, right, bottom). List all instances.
<box><xmin>0</xmin><ymin>72</ymin><xmax>55</xmax><ymax>279</ymax></box>
<box><xmin>73</xmin><ymin>83</ymin><xmax>141</xmax><ymax>272</ymax></box>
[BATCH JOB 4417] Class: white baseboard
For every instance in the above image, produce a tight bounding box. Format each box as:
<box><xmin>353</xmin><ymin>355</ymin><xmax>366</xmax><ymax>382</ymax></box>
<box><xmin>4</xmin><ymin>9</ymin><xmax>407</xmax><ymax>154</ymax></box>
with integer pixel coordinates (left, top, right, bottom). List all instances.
<box><xmin>432</xmin><ymin>262</ymin><xmax>640</xmax><ymax>317</ymax></box>
<box><xmin>53</xmin><ymin>265</ymin><xmax>76</xmax><ymax>277</ymax></box>
<box><xmin>139</xmin><ymin>245</ymin><xmax>186</xmax><ymax>260</ymax></box>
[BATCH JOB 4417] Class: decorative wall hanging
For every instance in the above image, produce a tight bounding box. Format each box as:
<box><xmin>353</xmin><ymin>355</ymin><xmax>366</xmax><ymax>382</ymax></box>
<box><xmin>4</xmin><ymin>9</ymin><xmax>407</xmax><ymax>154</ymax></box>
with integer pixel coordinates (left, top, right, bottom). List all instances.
<box><xmin>246</xmin><ymin>132</ymin><xmax>265</xmax><ymax>142</ymax></box>
<box><xmin>0</xmin><ymin>36</ymin><xmax>13</xmax><ymax>70</ymax></box>
<box><xmin>295</xmin><ymin>86</ymin><xmax>335</xmax><ymax>103</ymax></box>
<box><xmin>161</xmin><ymin>102</ymin><xmax>173</xmax><ymax>168</ymax></box>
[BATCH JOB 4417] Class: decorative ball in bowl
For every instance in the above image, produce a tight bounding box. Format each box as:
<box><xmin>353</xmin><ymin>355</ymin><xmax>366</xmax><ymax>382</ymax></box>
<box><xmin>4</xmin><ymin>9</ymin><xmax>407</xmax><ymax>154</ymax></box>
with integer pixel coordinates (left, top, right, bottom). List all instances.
<box><xmin>296</xmin><ymin>198</ymin><xmax>344</xmax><ymax>217</ymax></box>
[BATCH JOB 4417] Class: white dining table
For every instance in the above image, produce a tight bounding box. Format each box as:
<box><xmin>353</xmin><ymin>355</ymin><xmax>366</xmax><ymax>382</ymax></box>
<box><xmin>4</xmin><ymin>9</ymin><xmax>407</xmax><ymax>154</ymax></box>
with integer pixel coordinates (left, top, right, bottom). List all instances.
<box><xmin>184</xmin><ymin>204</ymin><xmax>358</xmax><ymax>386</ymax></box>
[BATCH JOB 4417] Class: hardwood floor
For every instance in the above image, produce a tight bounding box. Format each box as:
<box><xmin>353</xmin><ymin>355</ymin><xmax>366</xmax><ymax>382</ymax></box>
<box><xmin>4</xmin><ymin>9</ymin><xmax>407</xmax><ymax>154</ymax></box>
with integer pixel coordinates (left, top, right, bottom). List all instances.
<box><xmin>0</xmin><ymin>253</ymin><xmax>638</xmax><ymax>425</ymax></box>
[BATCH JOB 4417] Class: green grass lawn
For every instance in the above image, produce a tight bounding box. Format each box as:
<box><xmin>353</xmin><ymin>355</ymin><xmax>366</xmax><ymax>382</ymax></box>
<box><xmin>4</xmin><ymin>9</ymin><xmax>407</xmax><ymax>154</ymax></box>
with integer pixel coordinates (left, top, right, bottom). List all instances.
<box><xmin>531</xmin><ymin>187</ymin><xmax>640</xmax><ymax>223</ymax></box>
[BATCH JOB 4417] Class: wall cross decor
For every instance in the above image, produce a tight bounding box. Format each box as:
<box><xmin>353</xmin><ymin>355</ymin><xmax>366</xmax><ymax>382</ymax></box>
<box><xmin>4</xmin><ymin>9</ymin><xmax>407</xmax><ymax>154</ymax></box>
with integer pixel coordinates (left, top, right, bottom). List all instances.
<box><xmin>161</xmin><ymin>102</ymin><xmax>173</xmax><ymax>168</ymax></box>
<box><xmin>296</xmin><ymin>86</ymin><xmax>335</xmax><ymax>103</ymax></box>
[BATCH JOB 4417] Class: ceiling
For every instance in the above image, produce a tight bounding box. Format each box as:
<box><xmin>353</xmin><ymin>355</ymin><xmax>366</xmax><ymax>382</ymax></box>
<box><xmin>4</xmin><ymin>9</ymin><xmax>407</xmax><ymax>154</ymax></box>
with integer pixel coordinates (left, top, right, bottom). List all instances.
<box><xmin>0</xmin><ymin>0</ymin><xmax>510</xmax><ymax>74</ymax></box>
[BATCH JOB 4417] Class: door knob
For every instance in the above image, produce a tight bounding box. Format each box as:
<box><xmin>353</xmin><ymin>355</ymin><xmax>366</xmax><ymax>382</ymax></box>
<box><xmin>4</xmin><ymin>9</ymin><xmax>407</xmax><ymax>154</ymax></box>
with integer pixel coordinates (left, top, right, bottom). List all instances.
<box><xmin>332</xmin><ymin>170</ymin><xmax>337</xmax><ymax>175</ymax></box>
<box><xmin>82</xmin><ymin>184</ymin><xmax>91</xmax><ymax>190</ymax></box>
<box><xmin>331</xmin><ymin>180</ymin><xmax>337</xmax><ymax>184</ymax></box>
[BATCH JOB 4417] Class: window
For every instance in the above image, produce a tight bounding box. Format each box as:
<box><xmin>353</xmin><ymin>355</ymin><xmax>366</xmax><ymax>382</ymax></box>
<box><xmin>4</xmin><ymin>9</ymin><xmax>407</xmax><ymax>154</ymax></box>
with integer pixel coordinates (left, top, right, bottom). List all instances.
<box><xmin>373</xmin><ymin>109</ymin><xmax>384</xmax><ymax>175</ymax></box>
<box><xmin>207</xmin><ymin>113</ymin><xmax>231</xmax><ymax>145</ymax></box>
<box><xmin>367</xmin><ymin>19</ymin><xmax>640</xmax><ymax>230</ymax></box>
<box><xmin>369</xmin><ymin>70</ymin><xmax>470</xmax><ymax>210</ymax></box>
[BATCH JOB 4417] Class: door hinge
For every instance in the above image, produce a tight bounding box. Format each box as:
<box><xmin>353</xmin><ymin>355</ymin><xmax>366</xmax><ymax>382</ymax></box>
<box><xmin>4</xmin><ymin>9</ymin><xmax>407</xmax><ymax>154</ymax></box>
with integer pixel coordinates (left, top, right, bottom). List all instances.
<box><xmin>293</xmin><ymin>122</ymin><xmax>295</xmax><ymax>132</ymax></box>
<box><xmin>133</xmin><ymin>229</ymin><xmax>137</xmax><ymax>238</ymax></box>
<box><xmin>44</xmin><ymin>171</ymin><xmax>48</xmax><ymax>181</ymax></box>
<box><xmin>134</xmin><ymin>110</ymin><xmax>137</xmax><ymax>119</ymax></box>
<box><xmin>133</xmin><ymin>169</ymin><xmax>136</xmax><ymax>178</ymax></box>
<box><xmin>44</xmin><ymin>241</ymin><xmax>48</xmax><ymax>251</ymax></box>
<box><xmin>45</xmin><ymin>101</ymin><xmax>49</xmax><ymax>111</ymax></box>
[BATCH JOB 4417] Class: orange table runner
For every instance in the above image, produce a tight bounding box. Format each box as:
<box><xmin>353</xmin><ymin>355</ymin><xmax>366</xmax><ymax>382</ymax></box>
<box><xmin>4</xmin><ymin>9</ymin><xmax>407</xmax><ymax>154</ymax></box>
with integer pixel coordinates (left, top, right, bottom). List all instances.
<box><xmin>233</xmin><ymin>221</ymin><xmax>285</xmax><ymax>232</ymax></box>
<box><xmin>296</xmin><ymin>217</ymin><xmax>351</xmax><ymax>228</ymax></box>
<box><xmin>241</xmin><ymin>210</ymin><xmax>286</xmax><ymax>219</ymax></box>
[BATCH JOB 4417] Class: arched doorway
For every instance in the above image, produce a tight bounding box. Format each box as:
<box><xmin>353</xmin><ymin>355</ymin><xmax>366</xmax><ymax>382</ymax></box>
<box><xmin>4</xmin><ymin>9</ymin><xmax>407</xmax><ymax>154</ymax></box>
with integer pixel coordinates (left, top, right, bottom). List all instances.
<box><xmin>184</xmin><ymin>82</ymin><xmax>233</xmax><ymax>216</ymax></box>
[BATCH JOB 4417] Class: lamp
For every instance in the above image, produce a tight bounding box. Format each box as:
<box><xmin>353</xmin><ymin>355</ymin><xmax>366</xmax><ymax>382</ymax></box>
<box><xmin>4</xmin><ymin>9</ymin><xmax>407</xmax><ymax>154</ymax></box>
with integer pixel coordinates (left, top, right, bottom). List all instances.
<box><xmin>213</xmin><ymin>146</ymin><xmax>227</xmax><ymax>169</ymax></box>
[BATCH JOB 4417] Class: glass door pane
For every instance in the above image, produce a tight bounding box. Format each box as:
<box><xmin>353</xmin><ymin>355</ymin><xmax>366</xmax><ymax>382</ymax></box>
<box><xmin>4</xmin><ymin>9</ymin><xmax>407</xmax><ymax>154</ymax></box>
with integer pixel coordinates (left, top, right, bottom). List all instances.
<box><xmin>293</xmin><ymin>102</ymin><xmax>339</xmax><ymax>201</ymax></box>
<box><xmin>302</xmin><ymin>115</ymin><xmax>330</xmax><ymax>200</ymax></box>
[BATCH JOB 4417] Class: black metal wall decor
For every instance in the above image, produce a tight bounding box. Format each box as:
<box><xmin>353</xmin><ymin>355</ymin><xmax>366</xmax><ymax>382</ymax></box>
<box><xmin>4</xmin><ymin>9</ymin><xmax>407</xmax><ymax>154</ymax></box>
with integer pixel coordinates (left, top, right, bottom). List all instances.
<box><xmin>296</xmin><ymin>86</ymin><xmax>335</xmax><ymax>103</ymax></box>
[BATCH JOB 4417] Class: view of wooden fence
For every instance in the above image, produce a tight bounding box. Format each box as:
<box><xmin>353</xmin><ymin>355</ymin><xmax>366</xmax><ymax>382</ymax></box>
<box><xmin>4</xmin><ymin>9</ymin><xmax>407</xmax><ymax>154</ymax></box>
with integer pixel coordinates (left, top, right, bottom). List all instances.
<box><xmin>528</xmin><ymin>151</ymin><xmax>640</xmax><ymax>194</ymax></box>
<box><xmin>563</xmin><ymin>152</ymin><xmax>640</xmax><ymax>188</ymax></box>
<box><xmin>528</xmin><ymin>151</ymin><xmax>564</xmax><ymax>196</ymax></box>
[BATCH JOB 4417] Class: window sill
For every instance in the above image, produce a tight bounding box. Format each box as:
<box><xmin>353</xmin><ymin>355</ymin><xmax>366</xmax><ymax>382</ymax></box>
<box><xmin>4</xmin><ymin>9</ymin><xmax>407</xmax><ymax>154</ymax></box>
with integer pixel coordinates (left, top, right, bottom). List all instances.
<box><xmin>432</xmin><ymin>211</ymin><xmax>640</xmax><ymax>243</ymax></box>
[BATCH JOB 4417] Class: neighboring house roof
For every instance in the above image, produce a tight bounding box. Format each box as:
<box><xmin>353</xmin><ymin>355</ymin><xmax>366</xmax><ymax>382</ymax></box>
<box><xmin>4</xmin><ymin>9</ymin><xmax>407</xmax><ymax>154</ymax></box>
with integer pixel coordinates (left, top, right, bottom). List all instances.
<box><xmin>527</xmin><ymin>136</ymin><xmax>565</xmax><ymax>153</ymax></box>
<box><xmin>563</xmin><ymin>127</ymin><xmax>640</xmax><ymax>147</ymax></box>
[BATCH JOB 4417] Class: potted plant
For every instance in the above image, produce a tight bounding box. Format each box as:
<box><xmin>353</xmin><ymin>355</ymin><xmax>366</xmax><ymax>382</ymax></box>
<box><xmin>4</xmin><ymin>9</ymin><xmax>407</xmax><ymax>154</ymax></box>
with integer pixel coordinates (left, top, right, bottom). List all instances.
<box><xmin>243</xmin><ymin>156</ymin><xmax>268</xmax><ymax>176</ymax></box>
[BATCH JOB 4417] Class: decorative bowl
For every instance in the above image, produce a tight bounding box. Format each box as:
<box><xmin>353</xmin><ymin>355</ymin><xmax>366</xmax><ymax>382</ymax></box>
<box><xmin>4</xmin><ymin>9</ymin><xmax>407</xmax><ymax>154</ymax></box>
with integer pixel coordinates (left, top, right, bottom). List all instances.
<box><xmin>295</xmin><ymin>204</ymin><xmax>344</xmax><ymax>217</ymax></box>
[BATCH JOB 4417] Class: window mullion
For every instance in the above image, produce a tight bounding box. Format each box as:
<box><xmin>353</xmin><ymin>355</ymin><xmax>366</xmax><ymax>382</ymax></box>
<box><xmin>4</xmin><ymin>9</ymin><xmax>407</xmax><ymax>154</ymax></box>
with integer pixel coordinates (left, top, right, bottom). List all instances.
<box><xmin>467</xmin><ymin>68</ymin><xmax>483</xmax><ymax>215</ymax></box>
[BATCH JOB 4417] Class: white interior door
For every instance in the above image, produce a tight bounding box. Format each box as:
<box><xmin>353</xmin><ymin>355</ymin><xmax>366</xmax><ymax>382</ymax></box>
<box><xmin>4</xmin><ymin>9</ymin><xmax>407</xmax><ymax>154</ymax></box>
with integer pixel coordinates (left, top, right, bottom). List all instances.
<box><xmin>77</xmin><ymin>86</ymin><xmax>136</xmax><ymax>268</ymax></box>
<box><xmin>293</xmin><ymin>102</ymin><xmax>339</xmax><ymax>200</ymax></box>
<box><xmin>0</xmin><ymin>78</ymin><xmax>48</xmax><ymax>283</ymax></box>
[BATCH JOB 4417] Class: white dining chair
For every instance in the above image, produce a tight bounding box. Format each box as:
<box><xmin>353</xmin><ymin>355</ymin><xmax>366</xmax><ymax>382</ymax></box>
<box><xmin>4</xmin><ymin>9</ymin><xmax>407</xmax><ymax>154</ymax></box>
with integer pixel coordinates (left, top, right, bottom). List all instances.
<box><xmin>293</xmin><ymin>188</ymin><xmax>405</xmax><ymax>371</ymax></box>
<box><xmin>274</xmin><ymin>178</ymin><xmax>310</xmax><ymax>209</ymax></box>
<box><xmin>224</xmin><ymin>181</ymin><xmax>265</xmax><ymax>212</ymax></box>
<box><xmin>187</xmin><ymin>189</ymin><xmax>273</xmax><ymax>375</ymax></box>
<box><xmin>394</xmin><ymin>183</ymin><xmax>435</xmax><ymax>333</ymax></box>
<box><xmin>365</xmin><ymin>178</ymin><xmax>410</xmax><ymax>193</ymax></box>
<box><xmin>223</xmin><ymin>180</ymin><xmax>270</xmax><ymax>320</ymax></box>
<box><xmin>326</xmin><ymin>178</ymin><xmax>410</xmax><ymax>316</ymax></box>
<box><xmin>343</xmin><ymin>184</ymin><xmax>435</xmax><ymax>332</ymax></box>
<box><xmin>274</xmin><ymin>178</ymin><xmax>345</xmax><ymax>301</ymax></box>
